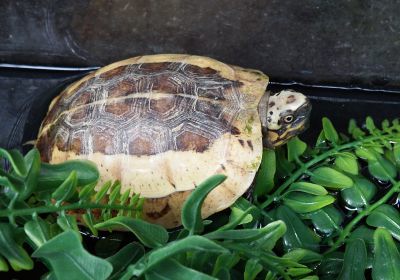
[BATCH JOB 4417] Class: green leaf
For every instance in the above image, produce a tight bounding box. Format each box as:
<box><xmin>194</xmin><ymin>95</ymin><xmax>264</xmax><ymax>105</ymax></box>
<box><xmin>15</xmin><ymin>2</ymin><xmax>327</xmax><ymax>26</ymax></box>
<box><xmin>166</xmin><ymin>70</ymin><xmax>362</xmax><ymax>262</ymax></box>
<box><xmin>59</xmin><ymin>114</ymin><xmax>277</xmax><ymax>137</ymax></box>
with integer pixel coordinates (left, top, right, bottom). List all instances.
<box><xmin>32</xmin><ymin>230</ymin><xmax>112</xmax><ymax>280</ymax></box>
<box><xmin>57</xmin><ymin>214</ymin><xmax>80</xmax><ymax>234</ymax></box>
<box><xmin>372</xmin><ymin>228</ymin><xmax>400</xmax><ymax>280</ymax></box>
<box><xmin>275</xmin><ymin>147</ymin><xmax>295</xmax><ymax>178</ymax></box>
<box><xmin>106</xmin><ymin>242</ymin><xmax>145</xmax><ymax>280</ymax></box>
<box><xmin>19</xmin><ymin>149</ymin><xmax>41</xmax><ymax>200</ymax></box>
<box><xmin>94</xmin><ymin>216</ymin><xmax>168</xmax><ymax>248</ymax></box>
<box><xmin>335</xmin><ymin>152</ymin><xmax>359</xmax><ymax>175</ymax></box>
<box><xmin>24</xmin><ymin>217</ymin><xmax>55</xmax><ymax>248</ymax></box>
<box><xmin>38</xmin><ymin>160</ymin><xmax>99</xmax><ymax>190</ymax></box>
<box><xmin>254</xmin><ymin>149</ymin><xmax>276</xmax><ymax>196</ymax></box>
<box><xmin>51</xmin><ymin>171</ymin><xmax>78</xmax><ymax>204</ymax></box>
<box><xmin>318</xmin><ymin>251</ymin><xmax>344</xmax><ymax>280</ymax></box>
<box><xmin>393</xmin><ymin>143</ymin><xmax>400</xmax><ymax>166</ymax></box>
<box><xmin>283</xmin><ymin>192</ymin><xmax>335</xmax><ymax>213</ymax></box>
<box><xmin>356</xmin><ymin>147</ymin><xmax>377</xmax><ymax>161</ymax></box>
<box><xmin>322</xmin><ymin>117</ymin><xmax>339</xmax><ymax>144</ymax></box>
<box><xmin>228</xmin><ymin>206</ymin><xmax>254</xmax><ymax>227</ymax></box>
<box><xmin>0</xmin><ymin>148</ymin><xmax>27</xmax><ymax>176</ymax></box>
<box><xmin>182</xmin><ymin>174</ymin><xmax>227</xmax><ymax>234</ymax></box>
<box><xmin>144</xmin><ymin>259</ymin><xmax>218</xmax><ymax>280</ymax></box>
<box><xmin>287</xmin><ymin>136</ymin><xmax>307</xmax><ymax>162</ymax></box>
<box><xmin>78</xmin><ymin>181</ymin><xmax>97</xmax><ymax>201</ymax></box>
<box><xmin>337</xmin><ymin>238</ymin><xmax>367</xmax><ymax>280</ymax></box>
<box><xmin>341</xmin><ymin>176</ymin><xmax>377</xmax><ymax>208</ymax></box>
<box><xmin>0</xmin><ymin>255</ymin><xmax>8</xmax><ymax>272</ymax></box>
<box><xmin>0</xmin><ymin>223</ymin><xmax>33</xmax><ymax>271</ymax></box>
<box><xmin>205</xmin><ymin>220</ymin><xmax>286</xmax><ymax>243</ymax></box>
<box><xmin>287</xmin><ymin>182</ymin><xmax>328</xmax><ymax>196</ymax></box>
<box><xmin>366</xmin><ymin>204</ymin><xmax>400</xmax><ymax>241</ymax></box>
<box><xmin>310</xmin><ymin>167</ymin><xmax>353</xmax><ymax>189</ymax></box>
<box><xmin>124</xmin><ymin>236</ymin><xmax>227</xmax><ymax>277</ymax></box>
<box><xmin>95</xmin><ymin>181</ymin><xmax>112</xmax><ymax>203</ymax></box>
<box><xmin>368</xmin><ymin>155</ymin><xmax>397</xmax><ymax>181</ymax></box>
<box><xmin>365</xmin><ymin>116</ymin><xmax>376</xmax><ymax>133</ymax></box>
<box><xmin>276</xmin><ymin>205</ymin><xmax>320</xmax><ymax>252</ymax></box>
<box><xmin>348</xmin><ymin>226</ymin><xmax>375</xmax><ymax>268</ymax></box>
<box><xmin>252</xmin><ymin>221</ymin><xmax>287</xmax><ymax>251</ymax></box>
<box><xmin>283</xmin><ymin>249</ymin><xmax>322</xmax><ymax>264</ymax></box>
<box><xmin>244</xmin><ymin>258</ymin><xmax>263</xmax><ymax>280</ymax></box>
<box><xmin>307</xmin><ymin>205</ymin><xmax>343</xmax><ymax>235</ymax></box>
<box><xmin>212</xmin><ymin>253</ymin><xmax>240</xmax><ymax>277</ymax></box>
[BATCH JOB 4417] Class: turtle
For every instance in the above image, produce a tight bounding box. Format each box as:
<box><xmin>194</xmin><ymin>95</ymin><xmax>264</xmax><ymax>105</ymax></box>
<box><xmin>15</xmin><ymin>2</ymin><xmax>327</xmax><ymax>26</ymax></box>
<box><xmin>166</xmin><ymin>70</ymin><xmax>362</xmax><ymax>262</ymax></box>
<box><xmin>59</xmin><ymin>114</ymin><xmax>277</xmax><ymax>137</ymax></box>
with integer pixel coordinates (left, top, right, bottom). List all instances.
<box><xmin>35</xmin><ymin>54</ymin><xmax>311</xmax><ymax>228</ymax></box>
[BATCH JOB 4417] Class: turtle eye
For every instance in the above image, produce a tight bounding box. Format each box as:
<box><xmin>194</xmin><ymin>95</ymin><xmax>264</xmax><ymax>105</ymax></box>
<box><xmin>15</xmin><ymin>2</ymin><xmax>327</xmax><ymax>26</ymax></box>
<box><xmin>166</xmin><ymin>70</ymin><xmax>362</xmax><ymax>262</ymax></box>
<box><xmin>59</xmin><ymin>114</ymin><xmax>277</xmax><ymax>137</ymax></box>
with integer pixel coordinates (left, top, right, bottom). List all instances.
<box><xmin>284</xmin><ymin>115</ymin><xmax>294</xmax><ymax>124</ymax></box>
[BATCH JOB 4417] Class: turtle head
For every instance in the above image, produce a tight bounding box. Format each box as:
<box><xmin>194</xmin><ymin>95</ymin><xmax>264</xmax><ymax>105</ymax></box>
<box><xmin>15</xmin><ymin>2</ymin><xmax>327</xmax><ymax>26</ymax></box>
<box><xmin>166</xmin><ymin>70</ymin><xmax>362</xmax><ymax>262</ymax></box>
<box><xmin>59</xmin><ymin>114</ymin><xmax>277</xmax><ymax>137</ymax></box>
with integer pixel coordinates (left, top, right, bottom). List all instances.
<box><xmin>262</xmin><ymin>90</ymin><xmax>311</xmax><ymax>148</ymax></box>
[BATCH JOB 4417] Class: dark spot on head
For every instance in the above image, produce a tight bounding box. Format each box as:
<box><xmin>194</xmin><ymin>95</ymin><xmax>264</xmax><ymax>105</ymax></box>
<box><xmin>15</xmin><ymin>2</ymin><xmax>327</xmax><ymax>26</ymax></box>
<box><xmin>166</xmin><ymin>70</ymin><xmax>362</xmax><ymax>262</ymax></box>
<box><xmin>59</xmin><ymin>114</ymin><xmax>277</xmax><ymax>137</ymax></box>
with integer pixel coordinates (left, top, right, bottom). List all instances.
<box><xmin>286</xmin><ymin>95</ymin><xmax>296</xmax><ymax>104</ymax></box>
<box><xmin>268</xmin><ymin>101</ymin><xmax>275</xmax><ymax>108</ymax></box>
<box><xmin>220</xmin><ymin>164</ymin><xmax>226</xmax><ymax>170</ymax></box>
<box><xmin>146</xmin><ymin>203</ymin><xmax>171</xmax><ymax>219</ymax></box>
<box><xmin>247</xmin><ymin>140</ymin><xmax>254</xmax><ymax>151</ymax></box>
<box><xmin>231</xmin><ymin>127</ymin><xmax>241</xmax><ymax>135</ymax></box>
<box><xmin>269</xmin><ymin>111</ymin><xmax>273</xmax><ymax>115</ymax></box>
<box><xmin>267</xmin><ymin>117</ymin><xmax>272</xmax><ymax>123</ymax></box>
<box><xmin>238</xmin><ymin>139</ymin><xmax>245</xmax><ymax>147</ymax></box>
<box><xmin>277</xmin><ymin>120</ymin><xmax>281</xmax><ymax>126</ymax></box>
<box><xmin>170</xmin><ymin>182</ymin><xmax>176</xmax><ymax>189</ymax></box>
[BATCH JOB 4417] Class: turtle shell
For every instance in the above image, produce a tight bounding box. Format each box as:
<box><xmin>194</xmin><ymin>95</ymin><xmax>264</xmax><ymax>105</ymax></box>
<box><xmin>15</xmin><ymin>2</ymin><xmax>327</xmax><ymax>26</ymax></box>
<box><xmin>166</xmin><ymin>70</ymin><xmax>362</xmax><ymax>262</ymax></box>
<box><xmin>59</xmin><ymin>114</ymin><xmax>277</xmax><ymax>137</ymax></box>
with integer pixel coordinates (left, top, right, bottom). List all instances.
<box><xmin>36</xmin><ymin>54</ymin><xmax>269</xmax><ymax>228</ymax></box>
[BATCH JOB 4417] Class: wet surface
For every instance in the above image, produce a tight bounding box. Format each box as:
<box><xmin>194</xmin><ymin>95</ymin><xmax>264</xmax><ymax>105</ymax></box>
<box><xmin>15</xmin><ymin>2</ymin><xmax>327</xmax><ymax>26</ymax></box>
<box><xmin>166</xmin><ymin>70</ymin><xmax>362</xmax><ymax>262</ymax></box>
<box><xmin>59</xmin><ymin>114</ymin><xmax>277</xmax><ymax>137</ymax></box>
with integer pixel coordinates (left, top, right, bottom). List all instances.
<box><xmin>1</xmin><ymin>0</ymin><xmax>400</xmax><ymax>87</ymax></box>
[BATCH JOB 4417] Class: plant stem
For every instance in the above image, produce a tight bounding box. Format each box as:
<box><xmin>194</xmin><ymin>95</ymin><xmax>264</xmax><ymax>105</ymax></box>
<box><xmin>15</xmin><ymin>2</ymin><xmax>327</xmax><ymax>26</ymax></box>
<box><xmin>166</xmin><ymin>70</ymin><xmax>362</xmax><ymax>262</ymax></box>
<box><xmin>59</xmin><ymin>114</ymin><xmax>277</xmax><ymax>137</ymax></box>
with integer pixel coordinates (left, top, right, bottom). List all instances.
<box><xmin>325</xmin><ymin>181</ymin><xmax>400</xmax><ymax>255</ymax></box>
<box><xmin>0</xmin><ymin>202</ymin><xmax>138</xmax><ymax>218</ymax></box>
<box><xmin>259</xmin><ymin>135</ymin><xmax>386</xmax><ymax>210</ymax></box>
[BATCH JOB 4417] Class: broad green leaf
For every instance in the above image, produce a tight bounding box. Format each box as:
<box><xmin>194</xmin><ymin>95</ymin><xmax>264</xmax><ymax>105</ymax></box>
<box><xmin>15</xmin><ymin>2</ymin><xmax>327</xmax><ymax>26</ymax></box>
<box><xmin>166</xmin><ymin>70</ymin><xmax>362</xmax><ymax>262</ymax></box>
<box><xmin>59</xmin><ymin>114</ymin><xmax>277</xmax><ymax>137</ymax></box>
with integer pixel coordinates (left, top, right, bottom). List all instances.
<box><xmin>254</xmin><ymin>149</ymin><xmax>276</xmax><ymax>196</ymax></box>
<box><xmin>348</xmin><ymin>226</ymin><xmax>375</xmax><ymax>268</ymax></box>
<box><xmin>393</xmin><ymin>143</ymin><xmax>400</xmax><ymax>166</ymax></box>
<box><xmin>106</xmin><ymin>242</ymin><xmax>145</xmax><ymax>280</ymax></box>
<box><xmin>368</xmin><ymin>155</ymin><xmax>397</xmax><ymax>181</ymax></box>
<box><xmin>307</xmin><ymin>205</ymin><xmax>343</xmax><ymax>235</ymax></box>
<box><xmin>0</xmin><ymin>148</ymin><xmax>27</xmax><ymax>176</ymax></box>
<box><xmin>366</xmin><ymin>204</ymin><xmax>400</xmax><ymax>241</ymax></box>
<box><xmin>283</xmin><ymin>249</ymin><xmax>322</xmax><ymax>265</ymax></box>
<box><xmin>124</xmin><ymin>236</ymin><xmax>227</xmax><ymax>277</ymax></box>
<box><xmin>228</xmin><ymin>206</ymin><xmax>254</xmax><ymax>227</ymax></box>
<box><xmin>355</xmin><ymin>147</ymin><xmax>377</xmax><ymax>161</ymax></box>
<box><xmin>287</xmin><ymin>182</ymin><xmax>328</xmax><ymax>196</ymax></box>
<box><xmin>95</xmin><ymin>216</ymin><xmax>168</xmax><ymax>248</ymax></box>
<box><xmin>287</xmin><ymin>136</ymin><xmax>307</xmax><ymax>162</ymax></box>
<box><xmin>244</xmin><ymin>258</ymin><xmax>263</xmax><ymax>280</ymax></box>
<box><xmin>145</xmin><ymin>259</ymin><xmax>217</xmax><ymax>280</ymax></box>
<box><xmin>212</xmin><ymin>253</ymin><xmax>240</xmax><ymax>277</ymax></box>
<box><xmin>335</xmin><ymin>152</ymin><xmax>359</xmax><ymax>175</ymax></box>
<box><xmin>315</xmin><ymin>130</ymin><xmax>327</xmax><ymax>148</ymax></box>
<box><xmin>57</xmin><ymin>214</ymin><xmax>80</xmax><ymax>234</ymax></box>
<box><xmin>276</xmin><ymin>205</ymin><xmax>320</xmax><ymax>252</ymax></box>
<box><xmin>310</xmin><ymin>167</ymin><xmax>353</xmax><ymax>189</ymax></box>
<box><xmin>365</xmin><ymin>116</ymin><xmax>376</xmax><ymax>133</ymax></box>
<box><xmin>322</xmin><ymin>117</ymin><xmax>339</xmax><ymax>144</ymax></box>
<box><xmin>341</xmin><ymin>176</ymin><xmax>377</xmax><ymax>208</ymax></box>
<box><xmin>0</xmin><ymin>255</ymin><xmax>8</xmax><ymax>272</ymax></box>
<box><xmin>32</xmin><ymin>230</ymin><xmax>112</xmax><ymax>280</ymax></box>
<box><xmin>0</xmin><ymin>223</ymin><xmax>33</xmax><ymax>271</ymax></box>
<box><xmin>318</xmin><ymin>251</ymin><xmax>344</xmax><ymax>280</ymax></box>
<box><xmin>252</xmin><ymin>221</ymin><xmax>287</xmax><ymax>251</ymax></box>
<box><xmin>205</xmin><ymin>220</ymin><xmax>286</xmax><ymax>243</ymax></box>
<box><xmin>19</xmin><ymin>148</ymin><xmax>41</xmax><ymax>200</ymax></box>
<box><xmin>24</xmin><ymin>217</ymin><xmax>55</xmax><ymax>248</ymax></box>
<box><xmin>372</xmin><ymin>228</ymin><xmax>400</xmax><ymax>280</ymax></box>
<box><xmin>38</xmin><ymin>160</ymin><xmax>99</xmax><ymax>189</ymax></box>
<box><xmin>275</xmin><ymin>147</ymin><xmax>295</xmax><ymax>178</ymax></box>
<box><xmin>182</xmin><ymin>174</ymin><xmax>227</xmax><ymax>234</ymax></box>
<box><xmin>337</xmin><ymin>238</ymin><xmax>367</xmax><ymax>280</ymax></box>
<box><xmin>283</xmin><ymin>192</ymin><xmax>335</xmax><ymax>213</ymax></box>
<box><xmin>287</xmin><ymin>267</ymin><xmax>313</xmax><ymax>277</ymax></box>
<box><xmin>51</xmin><ymin>171</ymin><xmax>78</xmax><ymax>204</ymax></box>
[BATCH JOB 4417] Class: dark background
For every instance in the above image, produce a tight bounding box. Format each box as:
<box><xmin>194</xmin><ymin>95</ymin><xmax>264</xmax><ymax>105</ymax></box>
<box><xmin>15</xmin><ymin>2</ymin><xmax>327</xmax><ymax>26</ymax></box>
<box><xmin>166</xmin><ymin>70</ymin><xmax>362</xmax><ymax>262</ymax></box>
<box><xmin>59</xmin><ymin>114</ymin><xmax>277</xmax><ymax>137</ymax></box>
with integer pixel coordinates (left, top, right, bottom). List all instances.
<box><xmin>2</xmin><ymin>0</ymin><xmax>400</xmax><ymax>87</ymax></box>
<box><xmin>1</xmin><ymin>0</ymin><xmax>400</xmax><ymax>146</ymax></box>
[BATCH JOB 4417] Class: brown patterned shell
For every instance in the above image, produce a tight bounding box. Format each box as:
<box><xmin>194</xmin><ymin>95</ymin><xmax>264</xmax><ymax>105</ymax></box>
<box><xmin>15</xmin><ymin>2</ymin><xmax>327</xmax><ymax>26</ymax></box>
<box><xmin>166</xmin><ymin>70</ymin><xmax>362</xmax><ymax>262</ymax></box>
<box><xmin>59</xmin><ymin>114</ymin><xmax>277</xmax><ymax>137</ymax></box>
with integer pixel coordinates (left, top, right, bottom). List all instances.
<box><xmin>36</xmin><ymin>54</ymin><xmax>269</xmax><ymax>228</ymax></box>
